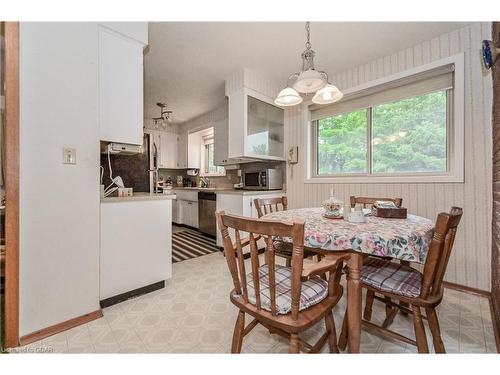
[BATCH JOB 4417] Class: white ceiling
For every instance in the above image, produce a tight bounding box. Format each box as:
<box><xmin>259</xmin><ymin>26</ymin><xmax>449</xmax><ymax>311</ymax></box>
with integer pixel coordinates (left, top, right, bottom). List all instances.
<box><xmin>144</xmin><ymin>22</ymin><xmax>469</xmax><ymax>124</ymax></box>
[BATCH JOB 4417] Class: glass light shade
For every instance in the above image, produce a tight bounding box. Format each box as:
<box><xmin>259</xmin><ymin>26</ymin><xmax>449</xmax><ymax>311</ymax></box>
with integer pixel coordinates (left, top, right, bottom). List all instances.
<box><xmin>292</xmin><ymin>69</ymin><xmax>327</xmax><ymax>94</ymax></box>
<box><xmin>274</xmin><ymin>87</ymin><xmax>303</xmax><ymax>107</ymax></box>
<box><xmin>311</xmin><ymin>84</ymin><xmax>343</xmax><ymax>105</ymax></box>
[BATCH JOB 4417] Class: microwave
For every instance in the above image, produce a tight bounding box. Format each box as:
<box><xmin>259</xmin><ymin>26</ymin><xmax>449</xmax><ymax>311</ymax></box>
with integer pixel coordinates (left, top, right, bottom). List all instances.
<box><xmin>243</xmin><ymin>169</ymin><xmax>283</xmax><ymax>190</ymax></box>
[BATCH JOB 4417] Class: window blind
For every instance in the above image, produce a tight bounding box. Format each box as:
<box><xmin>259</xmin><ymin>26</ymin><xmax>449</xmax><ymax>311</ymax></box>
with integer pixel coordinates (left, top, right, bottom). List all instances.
<box><xmin>311</xmin><ymin>64</ymin><xmax>454</xmax><ymax>121</ymax></box>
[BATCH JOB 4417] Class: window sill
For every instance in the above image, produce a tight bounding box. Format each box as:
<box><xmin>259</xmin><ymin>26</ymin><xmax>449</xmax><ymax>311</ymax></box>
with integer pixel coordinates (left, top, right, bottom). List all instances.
<box><xmin>305</xmin><ymin>173</ymin><xmax>464</xmax><ymax>184</ymax></box>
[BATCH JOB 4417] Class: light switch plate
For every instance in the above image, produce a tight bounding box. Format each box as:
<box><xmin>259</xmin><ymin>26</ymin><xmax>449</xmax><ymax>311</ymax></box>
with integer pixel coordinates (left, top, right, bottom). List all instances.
<box><xmin>63</xmin><ymin>147</ymin><xmax>76</xmax><ymax>164</ymax></box>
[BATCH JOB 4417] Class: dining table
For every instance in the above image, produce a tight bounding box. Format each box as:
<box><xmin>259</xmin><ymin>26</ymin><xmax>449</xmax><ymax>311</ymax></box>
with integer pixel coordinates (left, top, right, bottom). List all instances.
<box><xmin>261</xmin><ymin>207</ymin><xmax>435</xmax><ymax>353</ymax></box>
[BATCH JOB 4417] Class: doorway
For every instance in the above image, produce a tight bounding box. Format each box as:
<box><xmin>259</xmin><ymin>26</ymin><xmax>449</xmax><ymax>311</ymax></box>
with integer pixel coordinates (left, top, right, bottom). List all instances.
<box><xmin>1</xmin><ymin>21</ymin><xmax>20</xmax><ymax>349</ymax></box>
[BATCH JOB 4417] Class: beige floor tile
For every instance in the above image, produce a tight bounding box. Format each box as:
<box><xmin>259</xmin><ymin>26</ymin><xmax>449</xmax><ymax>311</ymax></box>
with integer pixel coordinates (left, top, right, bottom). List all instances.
<box><xmin>18</xmin><ymin>252</ymin><xmax>497</xmax><ymax>354</ymax></box>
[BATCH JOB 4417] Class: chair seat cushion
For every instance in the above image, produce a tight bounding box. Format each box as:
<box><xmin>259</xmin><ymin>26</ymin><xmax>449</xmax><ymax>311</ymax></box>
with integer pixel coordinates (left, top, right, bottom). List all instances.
<box><xmin>272</xmin><ymin>240</ymin><xmax>317</xmax><ymax>259</ymax></box>
<box><xmin>273</xmin><ymin>240</ymin><xmax>293</xmax><ymax>256</ymax></box>
<box><xmin>243</xmin><ymin>264</ymin><xmax>328</xmax><ymax>315</ymax></box>
<box><xmin>361</xmin><ymin>258</ymin><xmax>422</xmax><ymax>298</ymax></box>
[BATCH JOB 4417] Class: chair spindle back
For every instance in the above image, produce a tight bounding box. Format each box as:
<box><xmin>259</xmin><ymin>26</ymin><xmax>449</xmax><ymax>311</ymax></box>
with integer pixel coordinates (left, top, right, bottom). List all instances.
<box><xmin>350</xmin><ymin>196</ymin><xmax>403</xmax><ymax>208</ymax></box>
<box><xmin>254</xmin><ymin>196</ymin><xmax>288</xmax><ymax>218</ymax></box>
<box><xmin>420</xmin><ymin>207</ymin><xmax>463</xmax><ymax>299</ymax></box>
<box><xmin>216</xmin><ymin>210</ymin><xmax>305</xmax><ymax>320</ymax></box>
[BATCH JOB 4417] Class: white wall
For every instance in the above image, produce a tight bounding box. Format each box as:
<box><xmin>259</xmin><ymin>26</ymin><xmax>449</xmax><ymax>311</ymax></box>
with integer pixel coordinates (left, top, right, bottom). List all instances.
<box><xmin>285</xmin><ymin>23</ymin><xmax>493</xmax><ymax>290</ymax></box>
<box><xmin>19</xmin><ymin>23</ymin><xmax>100</xmax><ymax>335</ymax></box>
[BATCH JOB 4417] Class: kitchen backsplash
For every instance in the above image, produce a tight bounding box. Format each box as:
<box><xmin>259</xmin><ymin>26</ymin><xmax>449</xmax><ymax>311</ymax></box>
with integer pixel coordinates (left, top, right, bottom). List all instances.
<box><xmin>158</xmin><ymin>160</ymin><xmax>286</xmax><ymax>189</ymax></box>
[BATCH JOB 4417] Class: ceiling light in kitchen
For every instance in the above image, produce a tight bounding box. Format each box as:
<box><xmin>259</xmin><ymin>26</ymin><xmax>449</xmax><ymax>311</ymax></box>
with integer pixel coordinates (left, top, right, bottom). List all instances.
<box><xmin>275</xmin><ymin>22</ymin><xmax>342</xmax><ymax>107</ymax></box>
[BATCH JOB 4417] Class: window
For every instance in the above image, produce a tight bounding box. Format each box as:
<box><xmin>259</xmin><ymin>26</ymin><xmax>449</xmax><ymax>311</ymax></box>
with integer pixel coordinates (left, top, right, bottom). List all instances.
<box><xmin>202</xmin><ymin>137</ymin><xmax>225</xmax><ymax>176</ymax></box>
<box><xmin>309</xmin><ymin>57</ymin><xmax>464</xmax><ymax>183</ymax></box>
<box><xmin>317</xmin><ymin>109</ymin><xmax>368</xmax><ymax>175</ymax></box>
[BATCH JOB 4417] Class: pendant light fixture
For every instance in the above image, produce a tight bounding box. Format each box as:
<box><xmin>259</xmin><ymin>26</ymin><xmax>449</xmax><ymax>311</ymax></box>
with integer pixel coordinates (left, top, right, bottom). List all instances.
<box><xmin>275</xmin><ymin>22</ymin><xmax>343</xmax><ymax>107</ymax></box>
<box><xmin>152</xmin><ymin>102</ymin><xmax>173</xmax><ymax>129</ymax></box>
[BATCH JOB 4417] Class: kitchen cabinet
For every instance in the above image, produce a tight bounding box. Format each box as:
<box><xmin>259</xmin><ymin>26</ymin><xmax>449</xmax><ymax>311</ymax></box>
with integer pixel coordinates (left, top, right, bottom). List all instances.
<box><xmin>228</xmin><ymin>87</ymin><xmax>285</xmax><ymax>161</ymax></box>
<box><xmin>173</xmin><ymin>190</ymin><xmax>199</xmax><ymax>228</ymax></box>
<box><xmin>158</xmin><ymin>131</ymin><xmax>178</xmax><ymax>169</ymax></box>
<box><xmin>176</xmin><ymin>132</ymin><xmax>188</xmax><ymax>169</ymax></box>
<box><xmin>187</xmin><ymin>132</ymin><xmax>202</xmax><ymax>169</ymax></box>
<box><xmin>215</xmin><ymin>192</ymin><xmax>285</xmax><ymax>247</ymax></box>
<box><xmin>214</xmin><ymin>115</ymin><xmax>253</xmax><ymax>166</ymax></box>
<box><xmin>214</xmin><ymin>117</ymin><xmax>229</xmax><ymax>165</ymax></box>
<box><xmin>99</xmin><ymin>25</ymin><xmax>146</xmax><ymax>146</ymax></box>
<box><xmin>100</xmin><ymin>198</ymin><xmax>172</xmax><ymax>301</ymax></box>
<box><xmin>179</xmin><ymin>200</ymin><xmax>198</xmax><ymax>228</ymax></box>
<box><xmin>172</xmin><ymin>199</ymin><xmax>178</xmax><ymax>223</ymax></box>
<box><xmin>147</xmin><ymin>129</ymin><xmax>181</xmax><ymax>169</ymax></box>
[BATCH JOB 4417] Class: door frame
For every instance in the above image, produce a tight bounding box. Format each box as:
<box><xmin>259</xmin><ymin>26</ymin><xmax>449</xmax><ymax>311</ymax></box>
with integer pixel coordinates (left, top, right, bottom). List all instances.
<box><xmin>4</xmin><ymin>21</ymin><xmax>20</xmax><ymax>348</ymax></box>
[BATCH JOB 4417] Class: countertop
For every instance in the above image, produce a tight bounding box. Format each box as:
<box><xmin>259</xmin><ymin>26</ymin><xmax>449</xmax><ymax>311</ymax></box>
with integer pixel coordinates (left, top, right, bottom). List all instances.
<box><xmin>167</xmin><ymin>187</ymin><xmax>286</xmax><ymax>196</ymax></box>
<box><xmin>101</xmin><ymin>192</ymin><xmax>176</xmax><ymax>203</ymax></box>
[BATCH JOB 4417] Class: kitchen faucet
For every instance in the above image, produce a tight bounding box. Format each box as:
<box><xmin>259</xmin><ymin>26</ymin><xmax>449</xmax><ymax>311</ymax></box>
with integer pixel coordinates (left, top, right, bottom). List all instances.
<box><xmin>200</xmin><ymin>177</ymin><xmax>210</xmax><ymax>188</ymax></box>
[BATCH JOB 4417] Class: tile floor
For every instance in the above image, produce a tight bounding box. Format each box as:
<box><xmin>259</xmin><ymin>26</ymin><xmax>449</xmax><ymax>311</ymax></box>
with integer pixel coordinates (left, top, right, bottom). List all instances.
<box><xmin>13</xmin><ymin>252</ymin><xmax>498</xmax><ymax>354</ymax></box>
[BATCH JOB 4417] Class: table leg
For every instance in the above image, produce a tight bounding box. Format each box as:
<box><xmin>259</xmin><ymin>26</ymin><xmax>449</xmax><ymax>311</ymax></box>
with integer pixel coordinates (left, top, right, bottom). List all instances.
<box><xmin>346</xmin><ymin>252</ymin><xmax>363</xmax><ymax>353</ymax></box>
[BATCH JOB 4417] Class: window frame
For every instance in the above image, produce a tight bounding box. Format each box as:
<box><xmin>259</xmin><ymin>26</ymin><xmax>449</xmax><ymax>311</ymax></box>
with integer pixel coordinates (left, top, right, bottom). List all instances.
<box><xmin>200</xmin><ymin>137</ymin><xmax>226</xmax><ymax>177</ymax></box>
<box><xmin>306</xmin><ymin>53</ymin><xmax>464</xmax><ymax>184</ymax></box>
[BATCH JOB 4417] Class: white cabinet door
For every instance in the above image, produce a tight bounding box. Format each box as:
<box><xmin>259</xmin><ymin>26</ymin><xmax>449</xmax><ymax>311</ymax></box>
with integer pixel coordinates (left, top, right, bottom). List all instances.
<box><xmin>158</xmin><ymin>131</ymin><xmax>177</xmax><ymax>169</ymax></box>
<box><xmin>179</xmin><ymin>199</ymin><xmax>198</xmax><ymax>228</ymax></box>
<box><xmin>99</xmin><ymin>27</ymin><xmax>144</xmax><ymax>145</ymax></box>
<box><xmin>228</xmin><ymin>87</ymin><xmax>285</xmax><ymax>161</ymax></box>
<box><xmin>187</xmin><ymin>132</ymin><xmax>201</xmax><ymax>169</ymax></box>
<box><xmin>100</xmin><ymin>199</ymin><xmax>172</xmax><ymax>300</ymax></box>
<box><xmin>214</xmin><ymin>117</ymin><xmax>229</xmax><ymax>166</ymax></box>
<box><xmin>172</xmin><ymin>199</ymin><xmax>178</xmax><ymax>223</ymax></box>
<box><xmin>177</xmin><ymin>132</ymin><xmax>188</xmax><ymax>169</ymax></box>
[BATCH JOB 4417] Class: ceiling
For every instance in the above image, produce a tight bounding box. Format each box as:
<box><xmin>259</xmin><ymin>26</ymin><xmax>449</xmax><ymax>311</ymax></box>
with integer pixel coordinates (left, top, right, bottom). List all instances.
<box><xmin>144</xmin><ymin>22</ymin><xmax>469</xmax><ymax>124</ymax></box>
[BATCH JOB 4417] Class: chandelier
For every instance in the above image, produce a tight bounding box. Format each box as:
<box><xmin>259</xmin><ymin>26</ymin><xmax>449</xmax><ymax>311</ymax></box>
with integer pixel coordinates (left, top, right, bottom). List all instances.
<box><xmin>152</xmin><ymin>102</ymin><xmax>173</xmax><ymax>129</ymax></box>
<box><xmin>274</xmin><ymin>22</ymin><xmax>343</xmax><ymax>107</ymax></box>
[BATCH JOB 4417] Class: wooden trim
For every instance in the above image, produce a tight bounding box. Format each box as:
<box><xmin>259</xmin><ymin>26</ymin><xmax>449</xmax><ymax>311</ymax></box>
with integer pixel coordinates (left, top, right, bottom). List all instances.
<box><xmin>4</xmin><ymin>21</ymin><xmax>20</xmax><ymax>349</ymax></box>
<box><xmin>488</xmin><ymin>295</ymin><xmax>500</xmax><ymax>354</ymax></box>
<box><xmin>443</xmin><ymin>281</ymin><xmax>491</xmax><ymax>298</ymax></box>
<box><xmin>19</xmin><ymin>310</ymin><xmax>103</xmax><ymax>346</ymax></box>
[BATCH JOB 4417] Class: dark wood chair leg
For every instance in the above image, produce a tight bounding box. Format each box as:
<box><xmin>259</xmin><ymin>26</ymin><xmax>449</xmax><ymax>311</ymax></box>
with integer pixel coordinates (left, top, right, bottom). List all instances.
<box><xmin>231</xmin><ymin>311</ymin><xmax>245</xmax><ymax>353</ymax></box>
<box><xmin>426</xmin><ymin>307</ymin><xmax>446</xmax><ymax>353</ymax></box>
<box><xmin>382</xmin><ymin>297</ymin><xmax>397</xmax><ymax>328</ymax></box>
<box><xmin>325</xmin><ymin>311</ymin><xmax>339</xmax><ymax>353</ymax></box>
<box><xmin>338</xmin><ymin>308</ymin><xmax>348</xmax><ymax>351</ymax></box>
<box><xmin>400</xmin><ymin>301</ymin><xmax>410</xmax><ymax>315</ymax></box>
<box><xmin>363</xmin><ymin>290</ymin><xmax>375</xmax><ymax>321</ymax></box>
<box><xmin>289</xmin><ymin>333</ymin><xmax>300</xmax><ymax>353</ymax></box>
<box><xmin>412</xmin><ymin>305</ymin><xmax>429</xmax><ymax>353</ymax></box>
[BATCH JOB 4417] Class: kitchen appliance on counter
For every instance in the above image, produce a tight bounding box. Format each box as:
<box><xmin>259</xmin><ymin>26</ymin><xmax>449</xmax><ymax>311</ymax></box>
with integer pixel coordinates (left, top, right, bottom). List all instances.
<box><xmin>198</xmin><ymin>191</ymin><xmax>216</xmax><ymax>237</ymax></box>
<box><xmin>242</xmin><ymin>168</ymin><xmax>283</xmax><ymax>190</ymax></box>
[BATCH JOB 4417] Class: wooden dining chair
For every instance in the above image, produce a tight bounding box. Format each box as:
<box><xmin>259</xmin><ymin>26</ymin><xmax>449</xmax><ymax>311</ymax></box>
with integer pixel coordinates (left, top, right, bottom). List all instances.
<box><xmin>351</xmin><ymin>195</ymin><xmax>407</xmax><ymax>317</ymax></box>
<box><xmin>350</xmin><ymin>196</ymin><xmax>403</xmax><ymax>209</ymax></box>
<box><xmin>254</xmin><ymin>196</ymin><xmax>318</xmax><ymax>267</ymax></box>
<box><xmin>216</xmin><ymin>210</ymin><xmax>349</xmax><ymax>353</ymax></box>
<box><xmin>338</xmin><ymin>207</ymin><xmax>463</xmax><ymax>353</ymax></box>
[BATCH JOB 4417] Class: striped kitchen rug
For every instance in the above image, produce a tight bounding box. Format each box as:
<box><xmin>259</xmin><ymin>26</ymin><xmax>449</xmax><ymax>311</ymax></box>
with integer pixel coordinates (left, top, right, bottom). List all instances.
<box><xmin>172</xmin><ymin>229</ymin><xmax>220</xmax><ymax>263</ymax></box>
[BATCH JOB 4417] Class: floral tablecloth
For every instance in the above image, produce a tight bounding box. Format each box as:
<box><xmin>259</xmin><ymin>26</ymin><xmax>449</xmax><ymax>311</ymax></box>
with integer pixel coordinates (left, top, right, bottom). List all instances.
<box><xmin>262</xmin><ymin>207</ymin><xmax>435</xmax><ymax>263</ymax></box>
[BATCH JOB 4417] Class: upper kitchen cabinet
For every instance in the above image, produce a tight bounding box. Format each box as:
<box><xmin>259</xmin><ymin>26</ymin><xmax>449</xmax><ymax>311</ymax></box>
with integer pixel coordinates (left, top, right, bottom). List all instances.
<box><xmin>176</xmin><ymin>132</ymin><xmax>188</xmax><ymax>169</ymax></box>
<box><xmin>98</xmin><ymin>24</ymin><xmax>147</xmax><ymax>146</ymax></box>
<box><xmin>228</xmin><ymin>87</ymin><xmax>285</xmax><ymax>161</ymax></box>
<box><xmin>187</xmin><ymin>131</ymin><xmax>202</xmax><ymax>169</ymax></box>
<box><xmin>214</xmin><ymin>116</ymin><xmax>229</xmax><ymax>165</ymax></box>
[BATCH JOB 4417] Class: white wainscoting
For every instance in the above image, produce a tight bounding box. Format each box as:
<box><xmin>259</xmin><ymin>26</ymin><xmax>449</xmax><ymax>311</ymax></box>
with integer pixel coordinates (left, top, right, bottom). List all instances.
<box><xmin>284</xmin><ymin>22</ymin><xmax>493</xmax><ymax>290</ymax></box>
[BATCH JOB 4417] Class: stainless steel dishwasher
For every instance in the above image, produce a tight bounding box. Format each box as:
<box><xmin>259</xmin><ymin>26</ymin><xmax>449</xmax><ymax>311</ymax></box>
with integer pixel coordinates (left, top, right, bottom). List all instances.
<box><xmin>198</xmin><ymin>191</ymin><xmax>216</xmax><ymax>237</ymax></box>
